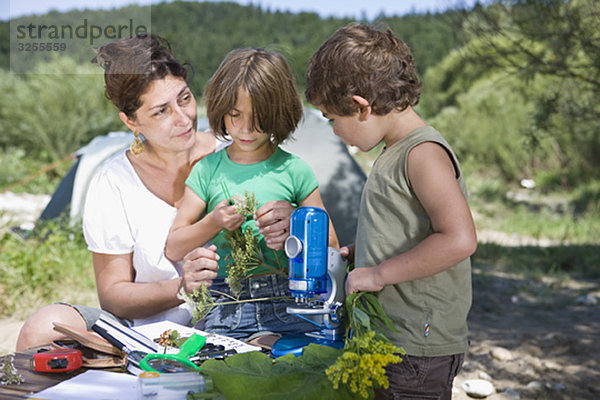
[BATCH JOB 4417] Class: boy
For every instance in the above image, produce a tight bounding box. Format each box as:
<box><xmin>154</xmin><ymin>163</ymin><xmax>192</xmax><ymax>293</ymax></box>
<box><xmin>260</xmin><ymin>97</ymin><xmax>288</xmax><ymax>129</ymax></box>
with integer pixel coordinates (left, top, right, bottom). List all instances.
<box><xmin>305</xmin><ymin>23</ymin><xmax>477</xmax><ymax>399</ymax></box>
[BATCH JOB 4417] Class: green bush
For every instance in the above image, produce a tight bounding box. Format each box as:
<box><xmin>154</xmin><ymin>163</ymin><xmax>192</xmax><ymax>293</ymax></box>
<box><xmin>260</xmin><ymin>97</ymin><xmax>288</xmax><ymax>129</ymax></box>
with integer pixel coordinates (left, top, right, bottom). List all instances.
<box><xmin>0</xmin><ymin>56</ymin><xmax>122</xmax><ymax>162</ymax></box>
<box><xmin>0</xmin><ymin>220</ymin><xmax>96</xmax><ymax>318</ymax></box>
<box><xmin>0</xmin><ymin>147</ymin><xmax>73</xmax><ymax>194</ymax></box>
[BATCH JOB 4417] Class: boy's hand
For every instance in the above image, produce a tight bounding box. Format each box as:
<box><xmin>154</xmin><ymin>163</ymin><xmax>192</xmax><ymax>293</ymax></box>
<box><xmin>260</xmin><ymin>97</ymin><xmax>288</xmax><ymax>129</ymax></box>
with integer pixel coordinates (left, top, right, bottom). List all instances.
<box><xmin>345</xmin><ymin>265</ymin><xmax>385</xmax><ymax>294</ymax></box>
<box><xmin>180</xmin><ymin>245</ymin><xmax>220</xmax><ymax>293</ymax></box>
<box><xmin>254</xmin><ymin>200</ymin><xmax>294</xmax><ymax>250</ymax></box>
<box><xmin>339</xmin><ymin>243</ymin><xmax>356</xmax><ymax>264</ymax></box>
<box><xmin>210</xmin><ymin>199</ymin><xmax>245</xmax><ymax>230</ymax></box>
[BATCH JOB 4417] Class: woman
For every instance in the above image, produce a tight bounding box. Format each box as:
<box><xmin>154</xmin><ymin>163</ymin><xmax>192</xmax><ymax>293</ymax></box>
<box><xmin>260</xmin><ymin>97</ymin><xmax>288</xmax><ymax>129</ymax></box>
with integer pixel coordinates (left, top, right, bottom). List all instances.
<box><xmin>16</xmin><ymin>34</ymin><xmax>294</xmax><ymax>351</ymax></box>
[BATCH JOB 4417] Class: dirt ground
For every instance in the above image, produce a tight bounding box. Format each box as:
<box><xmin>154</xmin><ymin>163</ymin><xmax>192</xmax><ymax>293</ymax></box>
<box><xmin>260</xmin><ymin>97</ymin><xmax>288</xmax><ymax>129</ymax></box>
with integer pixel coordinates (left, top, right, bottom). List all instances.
<box><xmin>453</xmin><ymin>264</ymin><xmax>600</xmax><ymax>399</ymax></box>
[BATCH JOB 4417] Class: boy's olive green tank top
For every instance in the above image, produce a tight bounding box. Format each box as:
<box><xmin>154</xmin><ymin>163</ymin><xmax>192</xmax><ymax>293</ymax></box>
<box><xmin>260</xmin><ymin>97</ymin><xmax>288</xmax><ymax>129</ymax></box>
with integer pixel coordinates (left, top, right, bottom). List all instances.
<box><xmin>355</xmin><ymin>126</ymin><xmax>471</xmax><ymax>356</ymax></box>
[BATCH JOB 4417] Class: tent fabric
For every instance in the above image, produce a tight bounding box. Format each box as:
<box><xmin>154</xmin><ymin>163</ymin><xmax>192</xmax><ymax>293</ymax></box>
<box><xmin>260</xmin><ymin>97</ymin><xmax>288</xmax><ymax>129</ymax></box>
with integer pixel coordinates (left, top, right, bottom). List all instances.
<box><xmin>40</xmin><ymin>109</ymin><xmax>366</xmax><ymax>246</ymax></box>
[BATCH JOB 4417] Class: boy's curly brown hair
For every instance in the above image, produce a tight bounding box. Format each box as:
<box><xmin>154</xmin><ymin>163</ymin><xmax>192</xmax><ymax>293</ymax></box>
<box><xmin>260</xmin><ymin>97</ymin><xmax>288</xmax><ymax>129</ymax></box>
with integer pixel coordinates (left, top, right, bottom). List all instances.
<box><xmin>305</xmin><ymin>23</ymin><xmax>422</xmax><ymax>116</ymax></box>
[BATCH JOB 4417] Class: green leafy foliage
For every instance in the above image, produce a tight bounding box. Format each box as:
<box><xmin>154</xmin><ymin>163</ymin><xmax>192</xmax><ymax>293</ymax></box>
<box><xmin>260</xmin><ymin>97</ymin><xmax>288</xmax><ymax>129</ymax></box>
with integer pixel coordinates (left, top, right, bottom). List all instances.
<box><xmin>223</xmin><ymin>190</ymin><xmax>285</xmax><ymax>296</ymax></box>
<box><xmin>445</xmin><ymin>0</ymin><xmax>600</xmax><ymax>187</ymax></box>
<box><xmin>325</xmin><ymin>292</ymin><xmax>404</xmax><ymax>398</ymax></box>
<box><xmin>180</xmin><ymin>191</ymin><xmax>287</xmax><ymax>321</ymax></box>
<box><xmin>201</xmin><ymin>343</ymin><xmax>361</xmax><ymax>400</ymax></box>
<box><xmin>0</xmin><ymin>56</ymin><xmax>122</xmax><ymax>162</ymax></box>
<box><xmin>0</xmin><ymin>355</ymin><xmax>22</xmax><ymax>384</ymax></box>
<box><xmin>0</xmin><ymin>148</ymin><xmax>73</xmax><ymax>194</ymax></box>
<box><xmin>0</xmin><ymin>220</ymin><xmax>95</xmax><ymax>318</ymax></box>
<box><xmin>0</xmin><ymin>3</ymin><xmax>464</xmax><ymax>99</ymax></box>
<box><xmin>178</xmin><ymin>284</ymin><xmax>215</xmax><ymax>325</ymax></box>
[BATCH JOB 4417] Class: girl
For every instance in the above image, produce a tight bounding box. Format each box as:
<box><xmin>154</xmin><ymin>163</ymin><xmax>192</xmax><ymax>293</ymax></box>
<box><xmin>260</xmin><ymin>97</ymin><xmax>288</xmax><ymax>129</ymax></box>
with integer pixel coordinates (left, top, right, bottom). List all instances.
<box><xmin>166</xmin><ymin>48</ymin><xmax>339</xmax><ymax>339</ymax></box>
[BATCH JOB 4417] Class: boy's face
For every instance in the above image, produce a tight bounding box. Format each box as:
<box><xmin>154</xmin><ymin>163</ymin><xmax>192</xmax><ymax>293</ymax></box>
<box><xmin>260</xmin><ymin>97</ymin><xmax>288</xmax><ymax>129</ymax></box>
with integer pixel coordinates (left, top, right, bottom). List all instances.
<box><xmin>317</xmin><ymin>106</ymin><xmax>381</xmax><ymax>152</ymax></box>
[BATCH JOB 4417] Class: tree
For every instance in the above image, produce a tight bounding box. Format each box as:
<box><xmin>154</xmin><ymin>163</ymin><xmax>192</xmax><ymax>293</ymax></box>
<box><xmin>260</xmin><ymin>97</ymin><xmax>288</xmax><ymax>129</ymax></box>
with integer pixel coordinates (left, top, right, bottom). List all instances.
<box><xmin>460</xmin><ymin>0</ymin><xmax>600</xmax><ymax>186</ymax></box>
<box><xmin>0</xmin><ymin>56</ymin><xmax>122</xmax><ymax>161</ymax></box>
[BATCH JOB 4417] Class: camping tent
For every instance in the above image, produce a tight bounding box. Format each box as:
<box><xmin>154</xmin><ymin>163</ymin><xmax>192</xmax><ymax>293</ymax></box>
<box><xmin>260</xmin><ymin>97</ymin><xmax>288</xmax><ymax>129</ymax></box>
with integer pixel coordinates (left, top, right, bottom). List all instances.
<box><xmin>39</xmin><ymin>109</ymin><xmax>366</xmax><ymax>246</ymax></box>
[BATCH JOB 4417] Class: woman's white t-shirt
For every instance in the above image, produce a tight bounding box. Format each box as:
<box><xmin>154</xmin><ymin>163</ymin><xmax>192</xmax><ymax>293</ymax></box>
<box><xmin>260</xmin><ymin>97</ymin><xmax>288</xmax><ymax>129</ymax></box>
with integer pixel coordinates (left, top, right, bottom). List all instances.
<box><xmin>82</xmin><ymin>139</ymin><xmax>228</xmax><ymax>326</ymax></box>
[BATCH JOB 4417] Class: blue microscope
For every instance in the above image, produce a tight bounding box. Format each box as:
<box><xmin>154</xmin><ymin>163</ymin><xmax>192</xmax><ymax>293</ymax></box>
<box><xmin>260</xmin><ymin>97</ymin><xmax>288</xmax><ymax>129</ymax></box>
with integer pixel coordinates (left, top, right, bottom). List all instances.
<box><xmin>271</xmin><ymin>207</ymin><xmax>347</xmax><ymax>357</ymax></box>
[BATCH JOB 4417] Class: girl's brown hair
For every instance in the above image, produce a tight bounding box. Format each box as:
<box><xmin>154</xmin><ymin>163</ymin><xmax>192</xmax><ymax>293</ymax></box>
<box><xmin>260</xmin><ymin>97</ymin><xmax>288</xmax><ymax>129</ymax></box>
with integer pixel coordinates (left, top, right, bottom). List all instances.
<box><xmin>203</xmin><ymin>48</ymin><xmax>303</xmax><ymax>145</ymax></box>
<box><xmin>91</xmin><ymin>33</ymin><xmax>189</xmax><ymax>118</ymax></box>
<box><xmin>306</xmin><ymin>23</ymin><xmax>422</xmax><ymax>116</ymax></box>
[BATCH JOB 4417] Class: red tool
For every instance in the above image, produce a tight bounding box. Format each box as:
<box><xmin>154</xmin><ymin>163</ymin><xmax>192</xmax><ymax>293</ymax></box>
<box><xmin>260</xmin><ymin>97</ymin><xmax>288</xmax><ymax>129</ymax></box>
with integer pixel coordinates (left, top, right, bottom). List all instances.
<box><xmin>32</xmin><ymin>348</ymin><xmax>83</xmax><ymax>373</ymax></box>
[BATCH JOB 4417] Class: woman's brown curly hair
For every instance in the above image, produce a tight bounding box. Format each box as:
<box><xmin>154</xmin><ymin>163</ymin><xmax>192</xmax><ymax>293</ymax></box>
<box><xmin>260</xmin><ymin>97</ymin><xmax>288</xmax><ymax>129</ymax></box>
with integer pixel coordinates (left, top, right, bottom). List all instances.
<box><xmin>91</xmin><ymin>33</ymin><xmax>189</xmax><ymax>118</ymax></box>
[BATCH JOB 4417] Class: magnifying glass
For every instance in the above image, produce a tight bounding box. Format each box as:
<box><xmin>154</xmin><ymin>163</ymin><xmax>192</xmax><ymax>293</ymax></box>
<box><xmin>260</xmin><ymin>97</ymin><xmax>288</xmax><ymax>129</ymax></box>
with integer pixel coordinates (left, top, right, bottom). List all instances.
<box><xmin>139</xmin><ymin>333</ymin><xmax>207</xmax><ymax>373</ymax></box>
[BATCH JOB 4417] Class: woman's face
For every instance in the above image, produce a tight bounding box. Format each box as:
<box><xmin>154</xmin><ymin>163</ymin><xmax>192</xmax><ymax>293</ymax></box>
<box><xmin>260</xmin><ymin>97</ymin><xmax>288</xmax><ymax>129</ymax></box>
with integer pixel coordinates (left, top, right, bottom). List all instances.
<box><xmin>127</xmin><ymin>75</ymin><xmax>197</xmax><ymax>153</ymax></box>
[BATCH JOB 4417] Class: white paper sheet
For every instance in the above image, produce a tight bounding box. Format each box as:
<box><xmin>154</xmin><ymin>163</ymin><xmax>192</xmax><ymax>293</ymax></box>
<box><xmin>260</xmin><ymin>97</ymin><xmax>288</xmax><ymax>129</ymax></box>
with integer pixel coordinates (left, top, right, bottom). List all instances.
<box><xmin>133</xmin><ymin>321</ymin><xmax>260</xmax><ymax>354</ymax></box>
<box><xmin>29</xmin><ymin>370</ymin><xmax>138</xmax><ymax>399</ymax></box>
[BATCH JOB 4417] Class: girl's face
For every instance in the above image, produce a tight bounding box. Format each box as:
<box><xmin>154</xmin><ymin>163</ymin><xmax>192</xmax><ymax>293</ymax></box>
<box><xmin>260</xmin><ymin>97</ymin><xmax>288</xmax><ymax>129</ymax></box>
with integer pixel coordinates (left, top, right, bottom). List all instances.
<box><xmin>224</xmin><ymin>87</ymin><xmax>273</xmax><ymax>160</ymax></box>
<box><xmin>123</xmin><ymin>75</ymin><xmax>197</xmax><ymax>154</ymax></box>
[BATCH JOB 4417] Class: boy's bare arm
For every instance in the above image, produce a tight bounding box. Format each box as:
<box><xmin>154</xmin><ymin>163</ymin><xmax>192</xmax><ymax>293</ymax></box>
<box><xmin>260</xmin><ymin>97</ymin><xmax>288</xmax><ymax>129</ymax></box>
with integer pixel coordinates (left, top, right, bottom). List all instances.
<box><xmin>346</xmin><ymin>142</ymin><xmax>477</xmax><ymax>294</ymax></box>
<box><xmin>165</xmin><ymin>186</ymin><xmax>242</xmax><ymax>261</ymax></box>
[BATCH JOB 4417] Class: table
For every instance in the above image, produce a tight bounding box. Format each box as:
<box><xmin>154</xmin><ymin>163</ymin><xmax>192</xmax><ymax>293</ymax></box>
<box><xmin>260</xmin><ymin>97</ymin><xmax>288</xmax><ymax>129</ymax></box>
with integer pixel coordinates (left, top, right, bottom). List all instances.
<box><xmin>0</xmin><ymin>334</ymin><xmax>280</xmax><ymax>398</ymax></box>
<box><xmin>0</xmin><ymin>346</ymin><xmax>88</xmax><ymax>398</ymax></box>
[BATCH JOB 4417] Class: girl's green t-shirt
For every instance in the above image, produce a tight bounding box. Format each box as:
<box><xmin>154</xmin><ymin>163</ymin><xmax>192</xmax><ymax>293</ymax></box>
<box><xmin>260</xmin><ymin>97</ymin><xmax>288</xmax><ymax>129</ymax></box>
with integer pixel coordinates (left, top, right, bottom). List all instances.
<box><xmin>186</xmin><ymin>147</ymin><xmax>319</xmax><ymax>277</ymax></box>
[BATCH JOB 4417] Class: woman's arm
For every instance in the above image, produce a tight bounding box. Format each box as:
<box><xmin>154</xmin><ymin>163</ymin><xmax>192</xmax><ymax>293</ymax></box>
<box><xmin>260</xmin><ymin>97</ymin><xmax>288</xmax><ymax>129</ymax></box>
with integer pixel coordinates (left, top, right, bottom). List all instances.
<box><xmin>93</xmin><ymin>252</ymin><xmax>183</xmax><ymax>320</ymax></box>
<box><xmin>93</xmin><ymin>245</ymin><xmax>220</xmax><ymax>320</ymax></box>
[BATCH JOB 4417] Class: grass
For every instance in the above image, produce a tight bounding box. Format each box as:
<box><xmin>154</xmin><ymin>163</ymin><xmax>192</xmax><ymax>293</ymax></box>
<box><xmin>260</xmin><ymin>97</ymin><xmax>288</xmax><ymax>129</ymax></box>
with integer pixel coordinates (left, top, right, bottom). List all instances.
<box><xmin>0</xmin><ymin>219</ymin><xmax>97</xmax><ymax>319</ymax></box>
<box><xmin>0</xmin><ymin>148</ymin><xmax>74</xmax><ymax>195</ymax></box>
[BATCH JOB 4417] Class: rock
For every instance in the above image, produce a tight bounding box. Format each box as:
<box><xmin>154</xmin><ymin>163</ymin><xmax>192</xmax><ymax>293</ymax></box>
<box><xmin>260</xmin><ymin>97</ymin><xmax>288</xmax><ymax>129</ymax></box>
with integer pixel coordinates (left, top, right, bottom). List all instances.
<box><xmin>576</xmin><ymin>293</ymin><xmax>597</xmax><ymax>305</ymax></box>
<box><xmin>462</xmin><ymin>379</ymin><xmax>495</xmax><ymax>398</ymax></box>
<box><xmin>552</xmin><ymin>382</ymin><xmax>566</xmax><ymax>391</ymax></box>
<box><xmin>542</xmin><ymin>360</ymin><xmax>561</xmax><ymax>370</ymax></box>
<box><xmin>526</xmin><ymin>381</ymin><xmax>545</xmax><ymax>392</ymax></box>
<box><xmin>491</xmin><ymin>347</ymin><xmax>513</xmax><ymax>361</ymax></box>
<box><xmin>502</xmin><ymin>388</ymin><xmax>520</xmax><ymax>399</ymax></box>
<box><xmin>520</xmin><ymin>179</ymin><xmax>536</xmax><ymax>189</ymax></box>
<box><xmin>478</xmin><ymin>371</ymin><xmax>493</xmax><ymax>381</ymax></box>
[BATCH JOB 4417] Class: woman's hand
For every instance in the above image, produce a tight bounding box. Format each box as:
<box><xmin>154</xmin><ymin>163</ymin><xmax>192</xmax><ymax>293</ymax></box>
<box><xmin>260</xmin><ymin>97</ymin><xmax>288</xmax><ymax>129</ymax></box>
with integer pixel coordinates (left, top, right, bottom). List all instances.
<box><xmin>254</xmin><ymin>200</ymin><xmax>294</xmax><ymax>250</ymax></box>
<box><xmin>180</xmin><ymin>244</ymin><xmax>220</xmax><ymax>293</ymax></box>
<box><xmin>209</xmin><ymin>199</ymin><xmax>245</xmax><ymax>231</ymax></box>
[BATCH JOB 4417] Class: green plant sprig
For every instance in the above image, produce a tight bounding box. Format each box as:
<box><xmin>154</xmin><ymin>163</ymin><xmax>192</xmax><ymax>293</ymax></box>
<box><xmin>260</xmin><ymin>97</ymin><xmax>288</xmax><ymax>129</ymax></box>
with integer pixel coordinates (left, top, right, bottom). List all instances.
<box><xmin>180</xmin><ymin>190</ymin><xmax>288</xmax><ymax>324</ymax></box>
<box><xmin>325</xmin><ymin>291</ymin><xmax>405</xmax><ymax>398</ymax></box>
<box><xmin>223</xmin><ymin>190</ymin><xmax>286</xmax><ymax>296</ymax></box>
<box><xmin>178</xmin><ymin>285</ymin><xmax>292</xmax><ymax>325</ymax></box>
<box><xmin>0</xmin><ymin>355</ymin><xmax>23</xmax><ymax>385</ymax></box>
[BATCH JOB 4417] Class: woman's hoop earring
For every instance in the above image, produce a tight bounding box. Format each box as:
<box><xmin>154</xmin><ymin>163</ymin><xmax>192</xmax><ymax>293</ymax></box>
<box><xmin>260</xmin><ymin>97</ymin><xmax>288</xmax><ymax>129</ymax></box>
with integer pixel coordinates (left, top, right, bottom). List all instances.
<box><xmin>130</xmin><ymin>131</ymin><xmax>144</xmax><ymax>157</ymax></box>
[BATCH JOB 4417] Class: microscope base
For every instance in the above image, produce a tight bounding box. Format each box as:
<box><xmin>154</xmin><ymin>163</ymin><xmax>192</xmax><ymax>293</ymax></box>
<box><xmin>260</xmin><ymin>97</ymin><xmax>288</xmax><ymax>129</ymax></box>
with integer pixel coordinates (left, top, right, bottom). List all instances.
<box><xmin>270</xmin><ymin>333</ymin><xmax>344</xmax><ymax>358</ymax></box>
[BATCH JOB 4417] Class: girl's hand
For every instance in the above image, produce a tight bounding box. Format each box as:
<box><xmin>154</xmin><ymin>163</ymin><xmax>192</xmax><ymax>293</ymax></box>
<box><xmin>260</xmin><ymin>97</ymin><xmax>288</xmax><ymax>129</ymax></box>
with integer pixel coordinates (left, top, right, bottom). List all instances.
<box><xmin>254</xmin><ymin>200</ymin><xmax>294</xmax><ymax>250</ymax></box>
<box><xmin>210</xmin><ymin>199</ymin><xmax>245</xmax><ymax>231</ymax></box>
<box><xmin>180</xmin><ymin>245</ymin><xmax>220</xmax><ymax>293</ymax></box>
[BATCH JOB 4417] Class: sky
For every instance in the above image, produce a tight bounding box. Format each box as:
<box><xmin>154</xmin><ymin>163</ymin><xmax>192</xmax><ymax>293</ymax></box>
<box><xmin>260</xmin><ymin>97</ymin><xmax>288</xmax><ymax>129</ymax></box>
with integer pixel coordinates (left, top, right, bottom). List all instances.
<box><xmin>0</xmin><ymin>0</ymin><xmax>476</xmax><ymax>21</ymax></box>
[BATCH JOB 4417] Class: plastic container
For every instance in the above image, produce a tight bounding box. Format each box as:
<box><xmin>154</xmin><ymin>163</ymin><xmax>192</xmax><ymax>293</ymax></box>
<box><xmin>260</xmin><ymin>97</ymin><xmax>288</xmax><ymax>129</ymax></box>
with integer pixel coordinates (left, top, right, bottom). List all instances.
<box><xmin>138</xmin><ymin>371</ymin><xmax>214</xmax><ymax>399</ymax></box>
